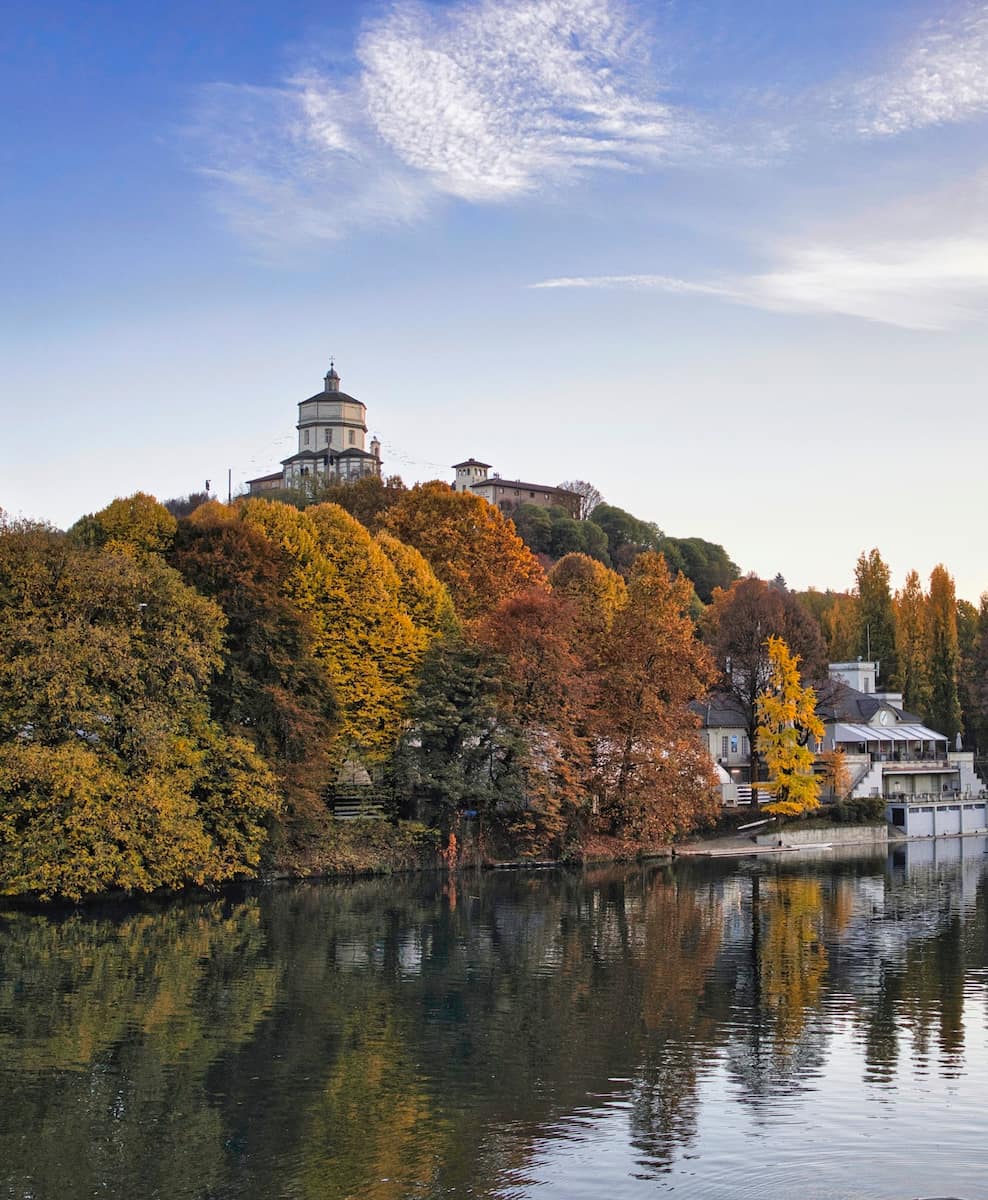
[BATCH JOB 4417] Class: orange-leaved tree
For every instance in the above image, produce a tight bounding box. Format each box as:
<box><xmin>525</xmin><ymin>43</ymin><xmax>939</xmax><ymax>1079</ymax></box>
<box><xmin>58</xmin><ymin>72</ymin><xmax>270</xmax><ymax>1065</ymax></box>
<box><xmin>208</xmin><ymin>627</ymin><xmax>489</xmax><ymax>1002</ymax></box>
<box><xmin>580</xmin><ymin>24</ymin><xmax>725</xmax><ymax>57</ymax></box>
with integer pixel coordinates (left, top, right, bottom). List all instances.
<box><xmin>592</xmin><ymin>552</ymin><xmax>718</xmax><ymax>843</ymax></box>
<box><xmin>384</xmin><ymin>482</ymin><xmax>546</xmax><ymax>620</ymax></box>
<box><xmin>473</xmin><ymin>589</ymin><xmax>590</xmax><ymax>855</ymax></box>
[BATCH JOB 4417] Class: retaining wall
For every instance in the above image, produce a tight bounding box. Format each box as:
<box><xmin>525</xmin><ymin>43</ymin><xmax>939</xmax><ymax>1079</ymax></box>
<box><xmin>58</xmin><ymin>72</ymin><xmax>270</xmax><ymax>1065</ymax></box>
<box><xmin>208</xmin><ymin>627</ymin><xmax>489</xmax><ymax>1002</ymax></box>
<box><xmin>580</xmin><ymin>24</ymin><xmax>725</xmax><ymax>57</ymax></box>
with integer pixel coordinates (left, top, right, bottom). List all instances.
<box><xmin>755</xmin><ymin>824</ymin><xmax>888</xmax><ymax>848</ymax></box>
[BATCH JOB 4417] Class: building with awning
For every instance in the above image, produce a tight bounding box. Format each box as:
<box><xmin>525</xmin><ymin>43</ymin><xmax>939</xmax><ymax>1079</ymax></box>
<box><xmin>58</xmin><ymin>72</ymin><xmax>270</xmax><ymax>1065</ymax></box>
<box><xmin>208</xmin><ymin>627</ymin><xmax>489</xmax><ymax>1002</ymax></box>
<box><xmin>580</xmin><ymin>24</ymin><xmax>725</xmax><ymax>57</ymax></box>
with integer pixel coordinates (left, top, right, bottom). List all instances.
<box><xmin>822</xmin><ymin>661</ymin><xmax>984</xmax><ymax>834</ymax></box>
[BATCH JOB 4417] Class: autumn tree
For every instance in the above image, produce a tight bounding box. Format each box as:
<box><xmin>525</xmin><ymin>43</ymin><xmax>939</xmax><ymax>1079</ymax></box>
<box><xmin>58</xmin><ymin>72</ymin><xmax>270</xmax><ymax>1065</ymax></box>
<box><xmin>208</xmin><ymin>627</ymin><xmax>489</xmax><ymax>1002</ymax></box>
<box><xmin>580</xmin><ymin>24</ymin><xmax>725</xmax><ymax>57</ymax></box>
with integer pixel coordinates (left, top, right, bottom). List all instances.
<box><xmin>548</xmin><ymin>553</ymin><xmax>626</xmax><ymax>638</ymax></box>
<box><xmin>375</xmin><ymin>530</ymin><xmax>458</xmax><ymax>639</ymax></box>
<box><xmin>927</xmin><ymin>564</ymin><xmax>962</xmax><ymax>740</ymax></box>
<box><xmin>168</xmin><ymin>506</ymin><xmax>339</xmax><ymax>844</ymax></box>
<box><xmin>240</xmin><ymin>499</ymin><xmax>425</xmax><ymax>762</ymax></box>
<box><xmin>702</xmin><ymin>576</ymin><xmax>826</xmax><ymax>805</ymax></box>
<box><xmin>384</xmin><ymin>482</ymin><xmax>546</xmax><ymax>620</ymax></box>
<box><xmin>854</xmin><ymin>549</ymin><xmax>898</xmax><ymax>685</ymax></box>
<box><xmin>755</xmin><ymin>636</ymin><xmax>824</xmax><ymax>817</ymax></box>
<box><xmin>0</xmin><ymin>523</ymin><xmax>278</xmax><ymax>900</ymax></box>
<box><xmin>592</xmin><ymin>552</ymin><xmax>718</xmax><ymax>842</ymax></box>
<box><xmin>69</xmin><ymin>492</ymin><xmax>178</xmax><ymax>556</ymax></box>
<box><xmin>796</xmin><ymin>589</ymin><xmax>859</xmax><ymax>662</ymax></box>
<box><xmin>473</xmin><ymin>590</ymin><xmax>591</xmax><ymax>855</ymax></box>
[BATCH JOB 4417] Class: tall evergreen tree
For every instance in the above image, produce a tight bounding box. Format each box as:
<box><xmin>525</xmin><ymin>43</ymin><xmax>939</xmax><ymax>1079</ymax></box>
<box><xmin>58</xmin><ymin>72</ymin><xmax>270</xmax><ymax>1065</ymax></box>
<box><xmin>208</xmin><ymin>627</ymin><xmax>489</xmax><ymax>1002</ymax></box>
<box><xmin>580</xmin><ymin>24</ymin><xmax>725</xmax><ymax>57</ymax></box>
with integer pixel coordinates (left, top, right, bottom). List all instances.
<box><xmin>894</xmin><ymin>570</ymin><xmax>931</xmax><ymax>717</ymax></box>
<box><xmin>854</xmin><ymin>548</ymin><xmax>898</xmax><ymax>686</ymax></box>
<box><xmin>927</xmin><ymin>565</ymin><xmax>962</xmax><ymax>740</ymax></box>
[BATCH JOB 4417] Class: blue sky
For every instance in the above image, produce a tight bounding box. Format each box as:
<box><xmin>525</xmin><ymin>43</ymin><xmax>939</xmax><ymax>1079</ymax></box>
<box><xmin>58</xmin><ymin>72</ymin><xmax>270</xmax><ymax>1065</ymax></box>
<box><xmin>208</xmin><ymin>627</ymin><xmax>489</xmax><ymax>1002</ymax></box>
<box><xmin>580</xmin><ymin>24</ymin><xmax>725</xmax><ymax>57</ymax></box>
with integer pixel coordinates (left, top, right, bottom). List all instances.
<box><xmin>3</xmin><ymin>0</ymin><xmax>988</xmax><ymax>600</ymax></box>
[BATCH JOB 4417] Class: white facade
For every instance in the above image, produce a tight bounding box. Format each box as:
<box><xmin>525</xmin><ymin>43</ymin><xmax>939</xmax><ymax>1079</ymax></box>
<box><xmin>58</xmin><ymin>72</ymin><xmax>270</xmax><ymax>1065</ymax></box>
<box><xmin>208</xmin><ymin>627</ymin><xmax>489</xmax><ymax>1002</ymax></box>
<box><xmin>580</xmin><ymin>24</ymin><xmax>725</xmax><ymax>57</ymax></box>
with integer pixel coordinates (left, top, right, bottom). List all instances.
<box><xmin>245</xmin><ymin>363</ymin><xmax>382</xmax><ymax>493</ymax></box>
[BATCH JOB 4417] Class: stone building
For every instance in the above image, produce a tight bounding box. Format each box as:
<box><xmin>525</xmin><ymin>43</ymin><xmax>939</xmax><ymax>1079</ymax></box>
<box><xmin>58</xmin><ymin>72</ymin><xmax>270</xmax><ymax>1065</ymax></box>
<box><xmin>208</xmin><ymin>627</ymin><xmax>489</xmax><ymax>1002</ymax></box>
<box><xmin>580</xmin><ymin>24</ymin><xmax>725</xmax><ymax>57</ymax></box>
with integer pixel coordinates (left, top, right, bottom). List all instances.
<box><xmin>246</xmin><ymin>363</ymin><xmax>382</xmax><ymax>494</ymax></box>
<box><xmin>452</xmin><ymin>459</ymin><xmax>580</xmax><ymax>518</ymax></box>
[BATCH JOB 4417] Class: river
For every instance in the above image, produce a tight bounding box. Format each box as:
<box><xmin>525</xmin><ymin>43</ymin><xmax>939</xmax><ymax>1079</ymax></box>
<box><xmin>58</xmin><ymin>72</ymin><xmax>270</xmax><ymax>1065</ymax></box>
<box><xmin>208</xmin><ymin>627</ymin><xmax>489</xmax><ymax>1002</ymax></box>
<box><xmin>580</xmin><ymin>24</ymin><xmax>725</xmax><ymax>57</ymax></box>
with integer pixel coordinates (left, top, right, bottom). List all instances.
<box><xmin>3</xmin><ymin>838</ymin><xmax>988</xmax><ymax>1199</ymax></box>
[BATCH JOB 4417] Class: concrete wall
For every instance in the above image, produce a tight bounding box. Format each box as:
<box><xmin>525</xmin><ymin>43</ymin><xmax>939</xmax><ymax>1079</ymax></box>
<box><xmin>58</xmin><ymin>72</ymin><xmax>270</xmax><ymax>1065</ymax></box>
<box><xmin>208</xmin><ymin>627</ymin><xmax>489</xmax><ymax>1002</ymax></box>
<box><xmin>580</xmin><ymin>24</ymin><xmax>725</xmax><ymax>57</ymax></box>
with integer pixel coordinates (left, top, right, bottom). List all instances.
<box><xmin>755</xmin><ymin>824</ymin><xmax>889</xmax><ymax>847</ymax></box>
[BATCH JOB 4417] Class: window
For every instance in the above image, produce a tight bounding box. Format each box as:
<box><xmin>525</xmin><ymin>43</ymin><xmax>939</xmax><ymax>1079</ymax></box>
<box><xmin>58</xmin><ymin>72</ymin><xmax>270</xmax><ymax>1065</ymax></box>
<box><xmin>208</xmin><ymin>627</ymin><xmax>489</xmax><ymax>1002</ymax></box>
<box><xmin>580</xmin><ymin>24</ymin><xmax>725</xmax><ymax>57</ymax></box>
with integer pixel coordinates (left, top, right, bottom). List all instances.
<box><xmin>721</xmin><ymin>736</ymin><xmax>728</xmax><ymax>757</ymax></box>
<box><xmin>349</xmin><ymin>430</ymin><xmax>355</xmax><ymax>445</ymax></box>
<box><xmin>304</xmin><ymin>430</ymin><xmax>310</xmax><ymax>445</ymax></box>
<box><xmin>325</xmin><ymin>429</ymin><xmax>331</xmax><ymax>444</ymax></box>
<box><xmin>730</xmin><ymin>735</ymin><xmax>739</xmax><ymax>754</ymax></box>
<box><xmin>743</xmin><ymin>736</ymin><xmax>749</xmax><ymax>755</ymax></box>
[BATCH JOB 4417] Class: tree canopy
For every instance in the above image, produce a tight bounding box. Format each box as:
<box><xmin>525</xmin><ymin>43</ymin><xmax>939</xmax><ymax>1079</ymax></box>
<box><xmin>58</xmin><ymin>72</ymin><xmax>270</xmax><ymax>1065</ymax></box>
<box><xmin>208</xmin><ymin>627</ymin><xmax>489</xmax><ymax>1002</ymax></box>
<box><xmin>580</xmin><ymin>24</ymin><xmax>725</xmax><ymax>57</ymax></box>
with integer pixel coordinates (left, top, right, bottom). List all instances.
<box><xmin>384</xmin><ymin>482</ymin><xmax>546</xmax><ymax>620</ymax></box>
<box><xmin>756</xmin><ymin>636</ymin><xmax>824</xmax><ymax>817</ymax></box>
<box><xmin>0</xmin><ymin>522</ymin><xmax>278</xmax><ymax>900</ymax></box>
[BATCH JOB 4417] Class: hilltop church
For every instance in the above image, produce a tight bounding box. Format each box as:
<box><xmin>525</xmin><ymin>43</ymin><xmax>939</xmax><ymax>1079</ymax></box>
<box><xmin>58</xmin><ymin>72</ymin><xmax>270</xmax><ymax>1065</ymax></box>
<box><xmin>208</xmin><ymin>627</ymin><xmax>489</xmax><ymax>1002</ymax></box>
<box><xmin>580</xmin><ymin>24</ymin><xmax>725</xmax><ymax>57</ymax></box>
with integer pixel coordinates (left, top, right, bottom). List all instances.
<box><xmin>246</xmin><ymin>360</ymin><xmax>580</xmax><ymax>516</ymax></box>
<box><xmin>246</xmin><ymin>363</ymin><xmax>382</xmax><ymax>494</ymax></box>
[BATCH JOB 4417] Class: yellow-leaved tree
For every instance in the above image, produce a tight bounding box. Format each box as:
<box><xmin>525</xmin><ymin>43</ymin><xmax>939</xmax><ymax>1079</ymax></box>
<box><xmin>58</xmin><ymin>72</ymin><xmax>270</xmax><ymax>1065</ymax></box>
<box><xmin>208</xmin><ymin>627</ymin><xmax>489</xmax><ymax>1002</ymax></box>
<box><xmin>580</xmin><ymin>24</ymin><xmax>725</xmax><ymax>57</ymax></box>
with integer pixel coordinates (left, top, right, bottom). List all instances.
<box><xmin>375</xmin><ymin>530</ymin><xmax>458</xmax><ymax>639</ymax></box>
<box><xmin>756</xmin><ymin>635</ymin><xmax>824</xmax><ymax>817</ymax></box>
<box><xmin>240</xmin><ymin>500</ymin><xmax>426</xmax><ymax>763</ymax></box>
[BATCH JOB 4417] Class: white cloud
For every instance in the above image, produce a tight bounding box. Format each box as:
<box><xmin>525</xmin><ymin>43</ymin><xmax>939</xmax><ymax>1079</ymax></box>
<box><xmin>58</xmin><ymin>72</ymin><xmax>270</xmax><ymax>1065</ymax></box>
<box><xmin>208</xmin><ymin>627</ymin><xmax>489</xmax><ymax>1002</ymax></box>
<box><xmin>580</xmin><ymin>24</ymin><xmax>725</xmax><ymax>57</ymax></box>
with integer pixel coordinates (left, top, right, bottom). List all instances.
<box><xmin>849</xmin><ymin>3</ymin><xmax>988</xmax><ymax>135</ymax></box>
<box><xmin>533</xmin><ymin>175</ymin><xmax>988</xmax><ymax>329</ymax></box>
<box><xmin>191</xmin><ymin>0</ymin><xmax>695</xmax><ymax>247</ymax></box>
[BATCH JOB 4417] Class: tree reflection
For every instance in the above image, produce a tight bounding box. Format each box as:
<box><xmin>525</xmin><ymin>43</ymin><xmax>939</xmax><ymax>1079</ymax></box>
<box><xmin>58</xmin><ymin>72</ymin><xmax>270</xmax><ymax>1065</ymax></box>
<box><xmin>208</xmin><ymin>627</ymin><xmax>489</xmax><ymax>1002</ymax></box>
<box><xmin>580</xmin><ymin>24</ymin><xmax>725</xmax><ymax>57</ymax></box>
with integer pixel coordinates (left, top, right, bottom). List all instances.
<box><xmin>2</xmin><ymin>851</ymin><xmax>988</xmax><ymax>1198</ymax></box>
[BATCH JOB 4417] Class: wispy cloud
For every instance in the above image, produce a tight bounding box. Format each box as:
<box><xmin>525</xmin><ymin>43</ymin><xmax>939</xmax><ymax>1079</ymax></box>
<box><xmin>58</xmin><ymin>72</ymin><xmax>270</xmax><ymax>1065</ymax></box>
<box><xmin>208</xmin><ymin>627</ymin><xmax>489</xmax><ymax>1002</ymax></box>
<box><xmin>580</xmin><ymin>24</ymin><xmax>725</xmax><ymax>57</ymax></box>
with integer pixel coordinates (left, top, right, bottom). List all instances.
<box><xmin>192</xmin><ymin>0</ymin><xmax>696</xmax><ymax>247</ymax></box>
<box><xmin>847</xmin><ymin>2</ymin><xmax>988</xmax><ymax>136</ymax></box>
<box><xmin>533</xmin><ymin>174</ymin><xmax>988</xmax><ymax>330</ymax></box>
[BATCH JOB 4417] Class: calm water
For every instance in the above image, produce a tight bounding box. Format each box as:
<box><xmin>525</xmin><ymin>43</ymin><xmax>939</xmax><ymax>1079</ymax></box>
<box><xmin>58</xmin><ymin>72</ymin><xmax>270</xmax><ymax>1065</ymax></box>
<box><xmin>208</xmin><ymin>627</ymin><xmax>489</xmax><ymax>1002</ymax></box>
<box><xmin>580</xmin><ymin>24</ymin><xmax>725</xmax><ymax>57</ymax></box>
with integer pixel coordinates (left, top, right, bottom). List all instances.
<box><xmin>3</xmin><ymin>840</ymin><xmax>988</xmax><ymax>1200</ymax></box>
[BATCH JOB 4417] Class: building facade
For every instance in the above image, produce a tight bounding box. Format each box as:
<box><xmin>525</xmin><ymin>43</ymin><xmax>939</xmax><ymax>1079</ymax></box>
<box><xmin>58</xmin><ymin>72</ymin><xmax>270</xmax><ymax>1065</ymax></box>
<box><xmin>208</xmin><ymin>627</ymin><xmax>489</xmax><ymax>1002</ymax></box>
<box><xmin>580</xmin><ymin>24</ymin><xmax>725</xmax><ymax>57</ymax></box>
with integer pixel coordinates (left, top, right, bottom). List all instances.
<box><xmin>246</xmin><ymin>363</ymin><xmax>382</xmax><ymax>495</ymax></box>
<box><xmin>452</xmin><ymin>459</ymin><xmax>580</xmax><ymax>518</ymax></box>
<box><xmin>697</xmin><ymin>659</ymin><xmax>984</xmax><ymax>814</ymax></box>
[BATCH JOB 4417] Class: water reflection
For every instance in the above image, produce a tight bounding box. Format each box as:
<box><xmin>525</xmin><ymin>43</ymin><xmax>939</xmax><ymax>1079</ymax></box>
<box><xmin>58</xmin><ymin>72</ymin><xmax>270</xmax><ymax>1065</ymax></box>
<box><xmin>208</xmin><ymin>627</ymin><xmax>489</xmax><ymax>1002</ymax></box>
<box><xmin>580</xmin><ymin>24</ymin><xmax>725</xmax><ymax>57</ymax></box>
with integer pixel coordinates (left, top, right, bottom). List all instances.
<box><xmin>2</xmin><ymin>843</ymin><xmax>988</xmax><ymax>1198</ymax></box>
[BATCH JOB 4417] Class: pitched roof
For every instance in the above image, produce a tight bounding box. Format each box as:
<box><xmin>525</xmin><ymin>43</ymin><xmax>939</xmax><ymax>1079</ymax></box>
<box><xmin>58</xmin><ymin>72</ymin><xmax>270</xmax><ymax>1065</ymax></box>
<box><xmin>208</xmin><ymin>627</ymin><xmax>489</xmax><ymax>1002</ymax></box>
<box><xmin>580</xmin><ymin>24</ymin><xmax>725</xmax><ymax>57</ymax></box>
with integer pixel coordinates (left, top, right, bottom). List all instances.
<box><xmin>471</xmin><ymin>478</ymin><xmax>578</xmax><ymax>497</ymax></box>
<box><xmin>691</xmin><ymin>694</ymin><xmax>750</xmax><ymax>728</ymax></box>
<box><xmin>453</xmin><ymin>458</ymin><xmax>492</xmax><ymax>469</ymax></box>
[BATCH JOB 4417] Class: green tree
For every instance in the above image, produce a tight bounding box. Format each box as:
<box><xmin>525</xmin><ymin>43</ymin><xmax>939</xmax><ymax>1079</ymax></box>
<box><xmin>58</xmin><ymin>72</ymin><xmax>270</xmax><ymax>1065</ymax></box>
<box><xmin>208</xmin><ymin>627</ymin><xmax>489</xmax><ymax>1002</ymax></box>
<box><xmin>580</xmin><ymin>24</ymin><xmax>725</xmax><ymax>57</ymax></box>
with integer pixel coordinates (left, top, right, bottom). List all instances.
<box><xmin>510</xmin><ymin>503</ymin><xmax>553</xmax><ymax>555</ymax></box>
<box><xmin>894</xmin><ymin>570</ymin><xmax>931</xmax><ymax>716</ymax></box>
<box><xmin>956</xmin><ymin>598</ymin><xmax>980</xmax><ymax>750</ymax></box>
<box><xmin>854</xmin><ymin>549</ymin><xmax>898</xmax><ymax>685</ymax></box>
<box><xmin>756</xmin><ymin>636</ymin><xmax>824</xmax><ymax>817</ymax></box>
<box><xmin>659</xmin><ymin>536</ymin><xmax>739</xmax><ymax>604</ymax></box>
<box><xmin>587</xmin><ymin>504</ymin><xmax>663</xmax><ymax>572</ymax></box>
<box><xmin>391</xmin><ymin>634</ymin><xmax>522</xmax><ymax>830</ymax></box>
<box><xmin>927</xmin><ymin>564</ymin><xmax>962</xmax><ymax>740</ymax></box>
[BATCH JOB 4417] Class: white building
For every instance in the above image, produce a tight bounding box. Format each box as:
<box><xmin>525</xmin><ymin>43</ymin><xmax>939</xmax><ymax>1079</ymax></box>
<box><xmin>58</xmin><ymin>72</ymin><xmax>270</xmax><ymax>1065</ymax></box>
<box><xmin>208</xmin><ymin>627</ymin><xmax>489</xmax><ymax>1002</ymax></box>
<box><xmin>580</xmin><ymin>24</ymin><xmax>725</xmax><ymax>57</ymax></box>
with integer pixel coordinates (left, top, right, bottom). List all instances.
<box><xmin>695</xmin><ymin>659</ymin><xmax>985</xmax><ymax>822</ymax></box>
<box><xmin>246</xmin><ymin>363</ymin><xmax>382</xmax><ymax>494</ymax></box>
<box><xmin>821</xmin><ymin>660</ymin><xmax>985</xmax><ymax>835</ymax></box>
